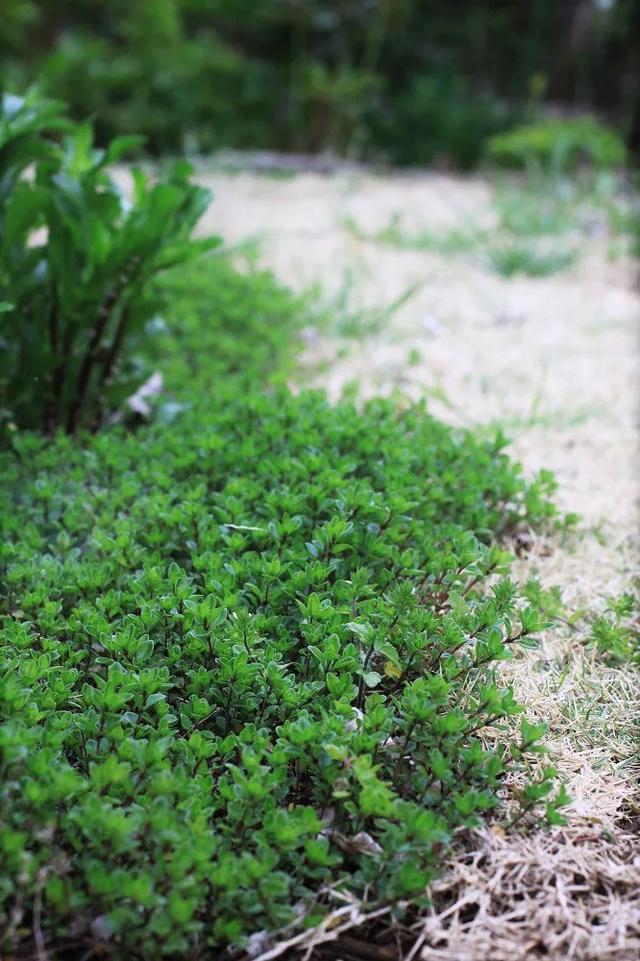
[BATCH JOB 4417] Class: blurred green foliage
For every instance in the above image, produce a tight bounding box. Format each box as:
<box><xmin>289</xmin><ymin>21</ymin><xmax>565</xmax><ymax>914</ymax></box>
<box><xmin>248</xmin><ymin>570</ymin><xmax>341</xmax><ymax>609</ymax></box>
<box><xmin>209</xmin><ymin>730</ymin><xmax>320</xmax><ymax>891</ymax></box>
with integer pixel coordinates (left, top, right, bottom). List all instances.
<box><xmin>370</xmin><ymin>72</ymin><xmax>520</xmax><ymax>171</ymax></box>
<box><xmin>487</xmin><ymin>117</ymin><xmax>626</xmax><ymax>172</ymax></box>
<box><xmin>1</xmin><ymin>0</ymin><xmax>638</xmax><ymax>167</ymax></box>
<box><xmin>151</xmin><ymin>253</ymin><xmax>308</xmax><ymax>399</ymax></box>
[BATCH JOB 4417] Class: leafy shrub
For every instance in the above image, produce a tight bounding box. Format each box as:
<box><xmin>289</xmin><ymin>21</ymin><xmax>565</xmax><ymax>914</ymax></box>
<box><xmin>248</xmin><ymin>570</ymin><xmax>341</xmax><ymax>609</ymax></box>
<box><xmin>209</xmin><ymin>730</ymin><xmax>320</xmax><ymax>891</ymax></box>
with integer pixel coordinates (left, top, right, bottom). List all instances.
<box><xmin>38</xmin><ymin>29</ymin><xmax>278</xmax><ymax>156</ymax></box>
<box><xmin>0</xmin><ymin>386</ymin><xmax>565</xmax><ymax>958</ymax></box>
<box><xmin>487</xmin><ymin>117</ymin><xmax>626</xmax><ymax>172</ymax></box>
<box><xmin>0</xmin><ymin>89</ymin><xmax>217</xmax><ymax>436</ymax></box>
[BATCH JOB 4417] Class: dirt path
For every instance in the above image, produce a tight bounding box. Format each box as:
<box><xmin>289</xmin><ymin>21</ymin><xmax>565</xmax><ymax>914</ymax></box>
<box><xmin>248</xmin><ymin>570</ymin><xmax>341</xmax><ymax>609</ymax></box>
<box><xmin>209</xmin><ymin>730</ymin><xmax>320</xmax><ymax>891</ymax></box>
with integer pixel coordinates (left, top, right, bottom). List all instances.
<box><xmin>196</xmin><ymin>167</ymin><xmax>640</xmax><ymax>960</ymax></box>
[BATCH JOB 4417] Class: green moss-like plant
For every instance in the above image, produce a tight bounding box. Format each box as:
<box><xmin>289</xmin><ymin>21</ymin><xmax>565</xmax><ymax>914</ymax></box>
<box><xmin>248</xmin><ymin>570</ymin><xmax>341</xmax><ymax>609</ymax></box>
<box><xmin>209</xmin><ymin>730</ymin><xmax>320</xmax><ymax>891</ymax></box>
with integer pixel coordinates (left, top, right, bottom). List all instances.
<box><xmin>151</xmin><ymin>254</ymin><xmax>307</xmax><ymax>400</ymax></box>
<box><xmin>0</xmin><ymin>386</ymin><xmax>567</xmax><ymax>958</ymax></box>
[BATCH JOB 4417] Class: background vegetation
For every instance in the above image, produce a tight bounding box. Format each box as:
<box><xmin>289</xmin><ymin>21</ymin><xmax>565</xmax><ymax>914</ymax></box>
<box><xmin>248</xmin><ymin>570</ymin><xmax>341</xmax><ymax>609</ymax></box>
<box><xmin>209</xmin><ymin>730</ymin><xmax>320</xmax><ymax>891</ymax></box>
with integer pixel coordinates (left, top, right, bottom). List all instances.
<box><xmin>2</xmin><ymin>0</ymin><xmax>638</xmax><ymax>168</ymax></box>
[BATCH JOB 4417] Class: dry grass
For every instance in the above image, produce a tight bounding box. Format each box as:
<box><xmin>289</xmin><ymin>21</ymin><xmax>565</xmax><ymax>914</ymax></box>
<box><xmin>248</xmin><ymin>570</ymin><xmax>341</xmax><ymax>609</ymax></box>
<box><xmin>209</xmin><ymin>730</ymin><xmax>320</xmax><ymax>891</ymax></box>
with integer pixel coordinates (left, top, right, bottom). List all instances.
<box><xmin>194</xmin><ymin>164</ymin><xmax>640</xmax><ymax>961</ymax></box>
<box><xmin>417</xmin><ymin>825</ymin><xmax>640</xmax><ymax>961</ymax></box>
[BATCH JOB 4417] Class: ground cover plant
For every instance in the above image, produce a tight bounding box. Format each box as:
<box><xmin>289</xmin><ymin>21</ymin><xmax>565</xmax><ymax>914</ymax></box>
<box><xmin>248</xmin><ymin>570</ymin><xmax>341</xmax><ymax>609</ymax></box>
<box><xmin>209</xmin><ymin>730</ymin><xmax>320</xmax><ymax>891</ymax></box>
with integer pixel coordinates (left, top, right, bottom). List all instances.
<box><xmin>151</xmin><ymin>253</ymin><xmax>308</xmax><ymax>401</ymax></box>
<box><xmin>0</xmin><ymin>374</ymin><xmax>569</xmax><ymax>958</ymax></box>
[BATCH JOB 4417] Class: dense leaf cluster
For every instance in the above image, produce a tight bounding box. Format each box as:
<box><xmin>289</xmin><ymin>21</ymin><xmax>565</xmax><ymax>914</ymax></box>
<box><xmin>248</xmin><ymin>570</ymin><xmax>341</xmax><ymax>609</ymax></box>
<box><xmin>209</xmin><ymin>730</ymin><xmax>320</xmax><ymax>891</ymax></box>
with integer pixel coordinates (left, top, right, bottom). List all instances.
<box><xmin>151</xmin><ymin>254</ymin><xmax>307</xmax><ymax>400</ymax></box>
<box><xmin>0</xmin><ymin>388</ymin><xmax>563</xmax><ymax>958</ymax></box>
<box><xmin>0</xmin><ymin>90</ymin><xmax>217</xmax><ymax>436</ymax></box>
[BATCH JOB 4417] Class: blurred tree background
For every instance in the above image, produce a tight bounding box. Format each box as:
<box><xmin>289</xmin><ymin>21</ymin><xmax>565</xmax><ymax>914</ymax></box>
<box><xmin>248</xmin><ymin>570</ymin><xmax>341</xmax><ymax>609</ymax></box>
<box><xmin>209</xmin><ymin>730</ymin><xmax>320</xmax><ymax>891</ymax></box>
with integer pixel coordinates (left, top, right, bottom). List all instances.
<box><xmin>1</xmin><ymin>0</ymin><xmax>638</xmax><ymax>168</ymax></box>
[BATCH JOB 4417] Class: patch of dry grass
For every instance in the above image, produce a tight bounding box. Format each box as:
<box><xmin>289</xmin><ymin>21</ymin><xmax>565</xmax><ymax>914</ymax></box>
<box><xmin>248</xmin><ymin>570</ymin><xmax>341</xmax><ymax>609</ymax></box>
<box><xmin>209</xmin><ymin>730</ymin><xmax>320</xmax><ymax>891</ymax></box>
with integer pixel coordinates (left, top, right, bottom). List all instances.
<box><xmin>418</xmin><ymin>825</ymin><xmax>640</xmax><ymax>961</ymax></box>
<box><xmin>193</xmin><ymin>164</ymin><xmax>639</xmax><ymax>961</ymax></box>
